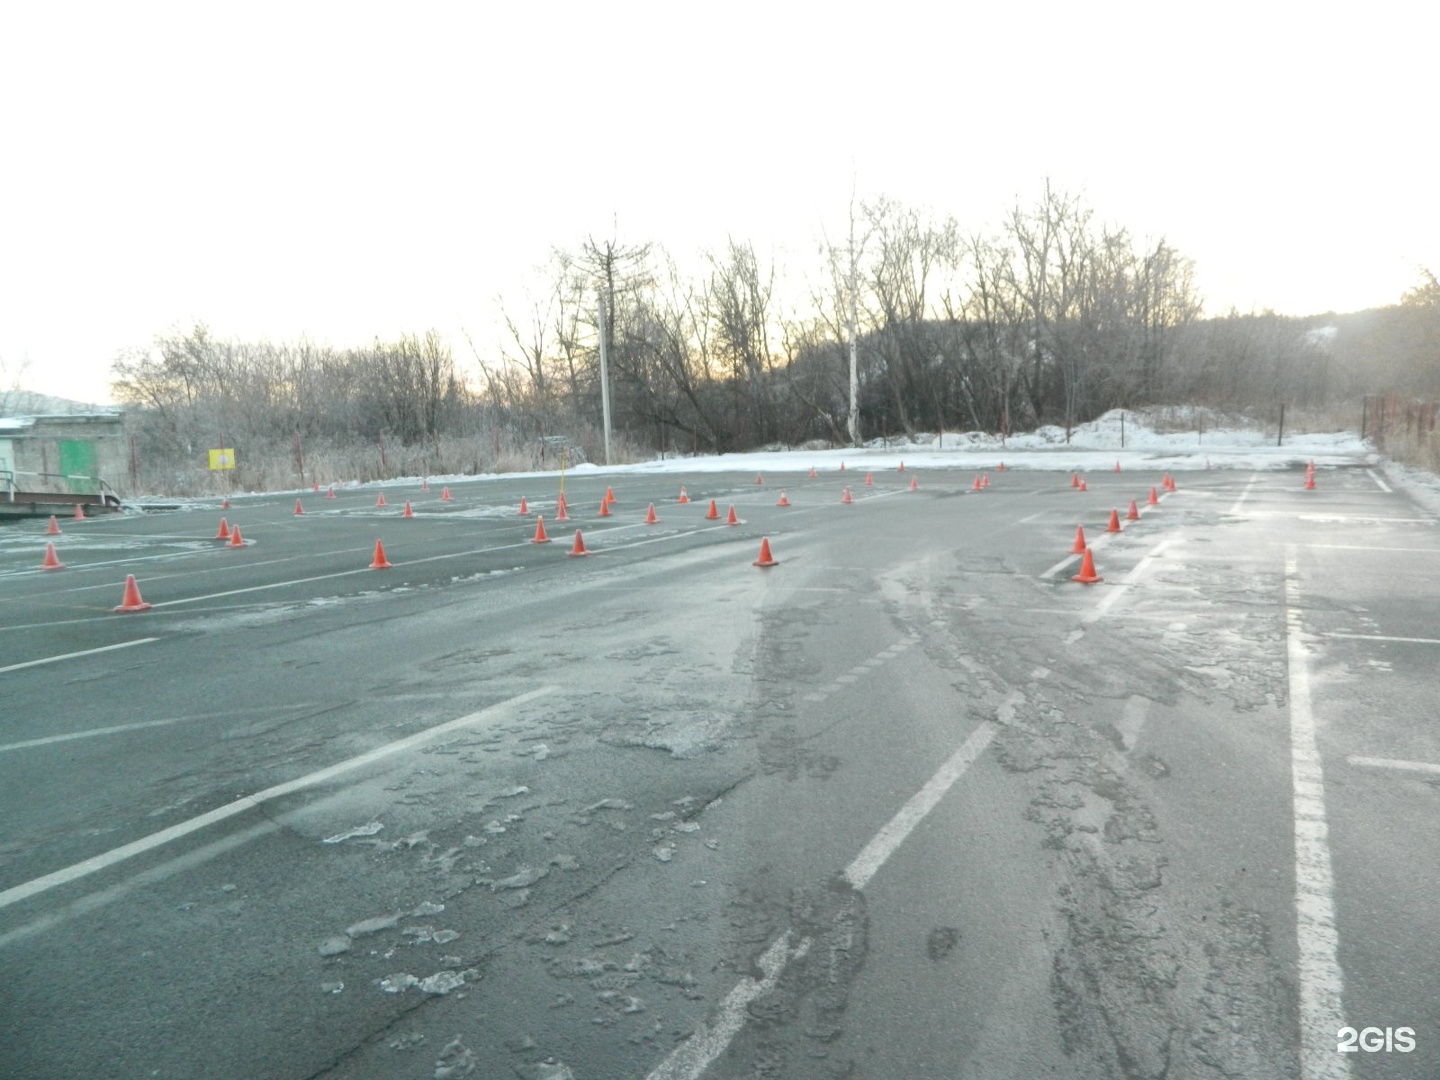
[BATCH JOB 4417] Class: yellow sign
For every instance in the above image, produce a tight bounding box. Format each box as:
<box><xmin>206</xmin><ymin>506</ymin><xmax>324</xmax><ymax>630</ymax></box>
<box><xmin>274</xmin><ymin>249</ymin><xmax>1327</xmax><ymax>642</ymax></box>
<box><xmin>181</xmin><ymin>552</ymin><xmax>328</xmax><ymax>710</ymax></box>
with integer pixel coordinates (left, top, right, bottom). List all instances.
<box><xmin>208</xmin><ymin>448</ymin><xmax>236</xmax><ymax>470</ymax></box>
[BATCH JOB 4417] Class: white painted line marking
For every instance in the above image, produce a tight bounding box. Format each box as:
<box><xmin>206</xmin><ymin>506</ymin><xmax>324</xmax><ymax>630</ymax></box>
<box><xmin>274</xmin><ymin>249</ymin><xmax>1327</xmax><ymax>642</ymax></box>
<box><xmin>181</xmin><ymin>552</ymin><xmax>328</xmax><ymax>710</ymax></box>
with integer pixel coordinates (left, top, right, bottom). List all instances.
<box><xmin>0</xmin><ymin>687</ymin><xmax>553</xmax><ymax>911</ymax></box>
<box><xmin>843</xmin><ymin>718</ymin><xmax>998</xmax><ymax>890</ymax></box>
<box><xmin>1082</xmin><ymin>536</ymin><xmax>1177</xmax><ymax>624</ymax></box>
<box><xmin>0</xmin><ymin>703</ymin><xmax>331</xmax><ymax>755</ymax></box>
<box><xmin>1326</xmin><ymin>633</ymin><xmax>1440</xmax><ymax>645</ymax></box>
<box><xmin>835</xmin><ymin>674</ymin><xmax>858</xmax><ymax>684</ymax></box>
<box><xmin>1365</xmin><ymin>469</ymin><xmax>1392</xmax><ymax>492</ymax></box>
<box><xmin>0</xmin><ymin>821</ymin><xmax>280</xmax><ymax>950</ymax></box>
<box><xmin>802</xmin><ymin>692</ymin><xmax>826</xmax><ymax>703</ymax></box>
<box><xmin>1283</xmin><ymin>550</ymin><xmax>1351</xmax><ymax>1080</ymax></box>
<box><xmin>0</xmin><ymin>638</ymin><xmax>159</xmax><ymax>675</ymax></box>
<box><xmin>1348</xmin><ymin>756</ymin><xmax>1440</xmax><ymax>776</ymax></box>
<box><xmin>1227</xmin><ymin>473</ymin><xmax>1260</xmax><ymax>515</ymax></box>
<box><xmin>1305</xmin><ymin>545</ymin><xmax>1440</xmax><ymax>553</ymax></box>
<box><xmin>1040</xmin><ymin>551</ymin><xmax>1083</xmax><ymax>579</ymax></box>
<box><xmin>645</xmin><ymin>932</ymin><xmax>811</xmax><ymax>1080</ymax></box>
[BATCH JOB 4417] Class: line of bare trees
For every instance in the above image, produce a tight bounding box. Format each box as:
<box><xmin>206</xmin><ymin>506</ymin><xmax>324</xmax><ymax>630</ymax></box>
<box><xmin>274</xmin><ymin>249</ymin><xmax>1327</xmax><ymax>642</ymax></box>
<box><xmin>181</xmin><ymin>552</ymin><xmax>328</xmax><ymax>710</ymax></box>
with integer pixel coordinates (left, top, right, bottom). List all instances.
<box><xmin>105</xmin><ymin>185</ymin><xmax>1440</xmax><ymax>494</ymax></box>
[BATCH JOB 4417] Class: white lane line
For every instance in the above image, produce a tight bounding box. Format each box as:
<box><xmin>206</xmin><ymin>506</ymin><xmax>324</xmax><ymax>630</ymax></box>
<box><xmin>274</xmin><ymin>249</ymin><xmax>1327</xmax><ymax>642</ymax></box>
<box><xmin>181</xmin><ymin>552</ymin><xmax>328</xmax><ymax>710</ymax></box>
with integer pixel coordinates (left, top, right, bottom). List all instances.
<box><xmin>0</xmin><ymin>821</ymin><xmax>281</xmax><ymax>950</ymax></box>
<box><xmin>1305</xmin><ymin>545</ymin><xmax>1440</xmax><ymax>553</ymax></box>
<box><xmin>0</xmin><ymin>703</ymin><xmax>333</xmax><ymax>755</ymax></box>
<box><xmin>1283</xmin><ymin>550</ymin><xmax>1351</xmax><ymax>1080</ymax></box>
<box><xmin>1082</xmin><ymin>536</ymin><xmax>1177</xmax><ymax>625</ymax></box>
<box><xmin>1365</xmin><ymin>469</ymin><xmax>1392</xmax><ymax>493</ymax></box>
<box><xmin>1348</xmin><ymin>756</ymin><xmax>1440</xmax><ymax>776</ymax></box>
<box><xmin>645</xmin><ymin>932</ymin><xmax>812</xmax><ymax>1080</ymax></box>
<box><xmin>1227</xmin><ymin>473</ymin><xmax>1260</xmax><ymax>515</ymax></box>
<box><xmin>0</xmin><ymin>638</ymin><xmax>159</xmax><ymax>675</ymax></box>
<box><xmin>0</xmin><ymin>687</ymin><xmax>553</xmax><ymax>912</ymax></box>
<box><xmin>842</xmin><ymin>718</ymin><xmax>999</xmax><ymax>890</ymax></box>
<box><xmin>835</xmin><ymin>674</ymin><xmax>858</xmax><ymax>684</ymax></box>
<box><xmin>1326</xmin><ymin>633</ymin><xmax>1440</xmax><ymax>645</ymax></box>
<box><xmin>650</xmin><ymin>705</ymin><xmax>1001</xmax><ymax>1080</ymax></box>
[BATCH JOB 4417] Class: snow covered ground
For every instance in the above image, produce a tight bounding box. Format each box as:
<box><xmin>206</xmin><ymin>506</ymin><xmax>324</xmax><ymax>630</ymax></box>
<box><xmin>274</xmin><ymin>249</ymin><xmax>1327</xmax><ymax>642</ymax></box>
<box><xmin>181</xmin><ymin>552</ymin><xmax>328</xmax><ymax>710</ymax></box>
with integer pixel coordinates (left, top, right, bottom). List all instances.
<box><xmin>146</xmin><ymin>408</ymin><xmax>1398</xmax><ymax>506</ymax></box>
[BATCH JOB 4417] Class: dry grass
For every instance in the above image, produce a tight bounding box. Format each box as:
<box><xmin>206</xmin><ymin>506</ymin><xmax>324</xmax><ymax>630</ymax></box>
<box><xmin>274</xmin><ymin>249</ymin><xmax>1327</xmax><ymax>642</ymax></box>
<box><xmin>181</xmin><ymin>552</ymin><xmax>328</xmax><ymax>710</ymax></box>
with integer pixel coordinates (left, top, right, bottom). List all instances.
<box><xmin>127</xmin><ymin>429</ymin><xmax>655</xmax><ymax>498</ymax></box>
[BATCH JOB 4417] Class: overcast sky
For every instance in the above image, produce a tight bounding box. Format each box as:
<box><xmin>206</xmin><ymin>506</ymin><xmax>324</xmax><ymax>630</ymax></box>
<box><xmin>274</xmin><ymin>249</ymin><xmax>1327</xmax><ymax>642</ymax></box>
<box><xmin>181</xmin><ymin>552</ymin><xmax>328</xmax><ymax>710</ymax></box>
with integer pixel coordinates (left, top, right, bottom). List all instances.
<box><xmin>1</xmin><ymin>1</ymin><xmax>1433</xmax><ymax>404</ymax></box>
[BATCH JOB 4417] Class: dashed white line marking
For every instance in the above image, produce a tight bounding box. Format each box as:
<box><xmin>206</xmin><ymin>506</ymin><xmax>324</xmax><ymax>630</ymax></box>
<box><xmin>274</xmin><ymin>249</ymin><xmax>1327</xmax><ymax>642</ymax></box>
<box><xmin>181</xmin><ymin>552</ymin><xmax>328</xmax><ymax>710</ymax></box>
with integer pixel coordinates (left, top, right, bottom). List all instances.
<box><xmin>0</xmin><ymin>638</ymin><xmax>160</xmax><ymax>675</ymax></box>
<box><xmin>843</xmin><ymin>717</ymin><xmax>999</xmax><ymax>890</ymax></box>
<box><xmin>0</xmin><ymin>687</ymin><xmax>553</xmax><ymax>912</ymax></box>
<box><xmin>835</xmin><ymin>674</ymin><xmax>859</xmax><ymax>684</ymax></box>
<box><xmin>1082</xmin><ymin>536</ymin><xmax>1177</xmax><ymax>624</ymax></box>
<box><xmin>1283</xmin><ymin>550</ymin><xmax>1351</xmax><ymax>1080</ymax></box>
<box><xmin>645</xmin><ymin>933</ymin><xmax>812</xmax><ymax>1080</ymax></box>
<box><xmin>1365</xmin><ymin>469</ymin><xmax>1392</xmax><ymax>492</ymax></box>
<box><xmin>1348</xmin><ymin>756</ymin><xmax>1440</xmax><ymax>776</ymax></box>
<box><xmin>1227</xmin><ymin>473</ymin><xmax>1260</xmax><ymax>515</ymax></box>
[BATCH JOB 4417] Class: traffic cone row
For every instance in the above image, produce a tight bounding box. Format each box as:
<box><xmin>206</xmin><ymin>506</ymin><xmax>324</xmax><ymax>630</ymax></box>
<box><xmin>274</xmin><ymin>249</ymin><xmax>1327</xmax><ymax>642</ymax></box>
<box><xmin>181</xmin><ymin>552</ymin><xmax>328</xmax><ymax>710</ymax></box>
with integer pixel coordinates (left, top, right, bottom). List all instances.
<box><xmin>1062</xmin><ymin>473</ymin><xmax>1188</xmax><ymax>585</ymax></box>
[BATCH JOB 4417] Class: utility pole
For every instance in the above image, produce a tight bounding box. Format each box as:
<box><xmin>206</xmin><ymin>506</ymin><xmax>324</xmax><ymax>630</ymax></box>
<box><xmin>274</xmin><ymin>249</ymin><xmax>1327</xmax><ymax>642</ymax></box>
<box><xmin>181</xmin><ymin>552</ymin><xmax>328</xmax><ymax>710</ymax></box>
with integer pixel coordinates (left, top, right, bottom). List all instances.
<box><xmin>847</xmin><ymin>198</ymin><xmax>861</xmax><ymax>448</ymax></box>
<box><xmin>598</xmin><ymin>296</ymin><xmax>613</xmax><ymax>466</ymax></box>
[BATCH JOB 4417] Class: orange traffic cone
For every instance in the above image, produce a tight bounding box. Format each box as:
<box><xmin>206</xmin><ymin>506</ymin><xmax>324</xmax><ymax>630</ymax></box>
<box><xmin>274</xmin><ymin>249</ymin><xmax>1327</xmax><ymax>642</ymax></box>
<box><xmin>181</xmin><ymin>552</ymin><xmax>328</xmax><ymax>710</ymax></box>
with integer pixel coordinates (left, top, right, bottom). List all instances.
<box><xmin>981</xmin><ymin>473</ymin><xmax>990</xmax><ymax>488</ymax></box>
<box><xmin>421</xmin><ymin>478</ymin><xmax>430</xmax><ymax>491</ymax></box>
<box><xmin>605</xmin><ymin>486</ymin><xmax>617</xmax><ymax>503</ymax></box>
<box><xmin>972</xmin><ymin>476</ymin><xmax>982</xmax><ymax>491</ymax></box>
<box><xmin>228</xmin><ymin>525</ymin><xmax>245</xmax><ymax>548</ymax></box>
<box><xmin>555</xmin><ymin>500</ymin><xmax>570</xmax><ymax>522</ymax></box>
<box><xmin>403</xmin><ymin>500</ymin><xmax>414</xmax><ymax>518</ymax></box>
<box><xmin>313</xmin><ymin>481</ymin><xmax>320</xmax><ymax>492</ymax></box>
<box><xmin>568</xmin><ymin>529</ymin><xmax>590</xmax><ymax>557</ymax></box>
<box><xmin>909</xmin><ymin>475</ymin><xmax>919</xmax><ymax>491</ymax></box>
<box><xmin>598</xmin><ymin>498</ymin><xmax>612</xmax><ymax>517</ymax></box>
<box><xmin>898</xmin><ymin>461</ymin><xmax>905</xmax><ymax>472</ymax></box>
<box><xmin>1078</xmin><ymin>479</ymin><xmax>1088</xmax><ymax>492</ymax></box>
<box><xmin>1115</xmin><ymin>461</ymin><xmax>1121</xmax><ymax>472</ymax></box>
<box><xmin>864</xmin><ymin>471</ymin><xmax>874</xmax><ymax>486</ymax></box>
<box><xmin>1106</xmin><ymin>509</ymin><xmax>1122</xmax><ymax>533</ymax></box>
<box><xmin>842</xmin><ymin>486</ymin><xmax>853</xmax><ymax>503</ymax></box>
<box><xmin>777</xmin><ymin>491</ymin><xmax>791</xmax><ymax>507</ymax></box>
<box><xmin>998</xmin><ymin>462</ymin><xmax>1005</xmax><ymax>471</ymax></box>
<box><xmin>113</xmin><ymin>574</ymin><xmax>152</xmax><ymax>612</ymax></box>
<box><xmin>840</xmin><ymin>462</ymin><xmax>846</xmax><ymax>471</ymax></box>
<box><xmin>1071</xmin><ymin>473</ymin><xmax>1080</xmax><ymax>488</ymax></box>
<box><xmin>1148</xmin><ymin>487</ymin><xmax>1159</xmax><ymax>506</ymax></box>
<box><xmin>369</xmin><ymin>540</ymin><xmax>392</xmax><ymax>568</ymax></box>
<box><xmin>221</xmin><ymin>496</ymin><xmax>229</xmax><ymax>510</ymax></box>
<box><xmin>1166</xmin><ymin>474</ymin><xmax>1177</xmax><ymax>492</ymax></box>
<box><xmin>753</xmin><ymin>538</ymin><xmax>779</xmax><ymax>568</ymax></box>
<box><xmin>47</xmin><ymin>515</ymin><xmax>61</xmax><ymax>536</ymax></box>
<box><xmin>327</xmin><ymin>485</ymin><xmax>336</xmax><ymax>499</ymax></box>
<box><xmin>1072</xmin><ymin>548</ymin><xmax>1103</xmax><ymax>584</ymax></box>
<box><xmin>42</xmin><ymin>542</ymin><xmax>64</xmax><ymax>570</ymax></box>
<box><xmin>644</xmin><ymin>503</ymin><xmax>659</xmax><ymax>524</ymax></box>
<box><xmin>215</xmin><ymin>517</ymin><xmax>231</xmax><ymax>541</ymax></box>
<box><xmin>74</xmin><ymin>502</ymin><xmax>87</xmax><ymax>520</ymax></box>
<box><xmin>705</xmin><ymin>499</ymin><xmax>719</xmax><ymax>520</ymax></box>
<box><xmin>755</xmin><ymin>474</ymin><xmax>764</xmax><ymax>485</ymax></box>
<box><xmin>1072</xmin><ymin>526</ymin><xmax>1088</xmax><ymax>554</ymax></box>
<box><xmin>376</xmin><ymin>492</ymin><xmax>387</xmax><ymax>508</ymax></box>
<box><xmin>1127</xmin><ymin>499</ymin><xmax>1140</xmax><ymax>521</ymax></box>
<box><xmin>295</xmin><ymin>499</ymin><xmax>304</xmax><ymax>515</ymax></box>
<box><xmin>678</xmin><ymin>487</ymin><xmax>689</xmax><ymax>504</ymax></box>
<box><xmin>441</xmin><ymin>487</ymin><xmax>452</xmax><ymax>501</ymax></box>
<box><xmin>532</xmin><ymin>516</ymin><xmax>551</xmax><ymax>543</ymax></box>
<box><xmin>725</xmin><ymin>505</ymin><xmax>740</xmax><ymax>525</ymax></box>
<box><xmin>809</xmin><ymin>466</ymin><xmax>818</xmax><ymax>478</ymax></box>
<box><xmin>519</xmin><ymin>497</ymin><xmax>530</xmax><ymax>516</ymax></box>
<box><xmin>1304</xmin><ymin>472</ymin><xmax>1316</xmax><ymax>490</ymax></box>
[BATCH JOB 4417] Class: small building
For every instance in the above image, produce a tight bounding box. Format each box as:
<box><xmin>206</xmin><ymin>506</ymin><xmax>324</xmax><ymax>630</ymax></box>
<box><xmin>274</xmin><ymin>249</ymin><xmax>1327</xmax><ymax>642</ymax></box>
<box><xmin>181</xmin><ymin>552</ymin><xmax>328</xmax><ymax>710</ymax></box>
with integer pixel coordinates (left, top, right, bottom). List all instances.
<box><xmin>0</xmin><ymin>412</ymin><xmax>127</xmax><ymax>514</ymax></box>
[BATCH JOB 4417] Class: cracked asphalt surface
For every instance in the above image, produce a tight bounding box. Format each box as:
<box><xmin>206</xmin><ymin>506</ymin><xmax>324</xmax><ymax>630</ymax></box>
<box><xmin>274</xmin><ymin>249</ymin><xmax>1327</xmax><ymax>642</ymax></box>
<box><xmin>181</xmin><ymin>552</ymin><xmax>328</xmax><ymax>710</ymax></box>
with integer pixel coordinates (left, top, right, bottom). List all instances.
<box><xmin>2</xmin><ymin>462</ymin><xmax>1437</xmax><ymax>1079</ymax></box>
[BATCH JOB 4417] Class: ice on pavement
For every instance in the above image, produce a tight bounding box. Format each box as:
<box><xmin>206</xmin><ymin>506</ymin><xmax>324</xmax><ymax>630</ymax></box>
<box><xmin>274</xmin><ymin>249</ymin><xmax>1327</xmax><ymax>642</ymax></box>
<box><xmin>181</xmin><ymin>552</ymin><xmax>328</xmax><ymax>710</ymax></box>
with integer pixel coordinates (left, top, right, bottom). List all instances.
<box><xmin>322</xmin><ymin>821</ymin><xmax>384</xmax><ymax>844</ymax></box>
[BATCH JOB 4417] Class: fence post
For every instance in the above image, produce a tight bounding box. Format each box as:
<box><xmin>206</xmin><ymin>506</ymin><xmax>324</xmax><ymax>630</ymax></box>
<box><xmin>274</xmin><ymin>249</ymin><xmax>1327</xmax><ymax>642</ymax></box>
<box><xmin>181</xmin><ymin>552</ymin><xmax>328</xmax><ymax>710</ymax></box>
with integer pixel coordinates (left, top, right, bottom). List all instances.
<box><xmin>1277</xmin><ymin>404</ymin><xmax>1285</xmax><ymax>447</ymax></box>
<box><xmin>1360</xmin><ymin>396</ymin><xmax>1367</xmax><ymax>440</ymax></box>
